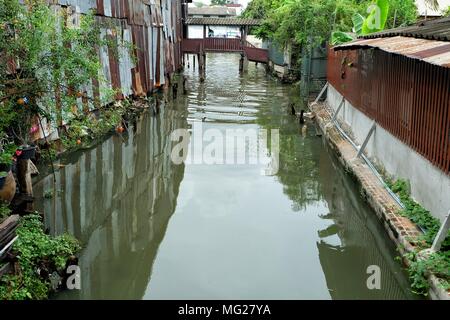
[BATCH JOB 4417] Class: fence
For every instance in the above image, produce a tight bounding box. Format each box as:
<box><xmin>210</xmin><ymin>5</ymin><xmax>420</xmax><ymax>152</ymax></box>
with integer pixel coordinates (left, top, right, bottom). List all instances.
<box><xmin>18</xmin><ymin>0</ymin><xmax>184</xmax><ymax>141</ymax></box>
<box><xmin>328</xmin><ymin>48</ymin><xmax>450</xmax><ymax>175</ymax></box>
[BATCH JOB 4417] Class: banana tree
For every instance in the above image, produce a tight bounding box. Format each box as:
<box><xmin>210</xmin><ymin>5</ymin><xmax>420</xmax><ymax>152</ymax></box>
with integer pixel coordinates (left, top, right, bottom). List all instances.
<box><xmin>331</xmin><ymin>0</ymin><xmax>390</xmax><ymax>45</ymax></box>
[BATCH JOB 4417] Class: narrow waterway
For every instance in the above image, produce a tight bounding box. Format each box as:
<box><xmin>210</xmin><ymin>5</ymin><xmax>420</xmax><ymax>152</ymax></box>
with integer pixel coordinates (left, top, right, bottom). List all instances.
<box><xmin>34</xmin><ymin>53</ymin><xmax>416</xmax><ymax>300</ymax></box>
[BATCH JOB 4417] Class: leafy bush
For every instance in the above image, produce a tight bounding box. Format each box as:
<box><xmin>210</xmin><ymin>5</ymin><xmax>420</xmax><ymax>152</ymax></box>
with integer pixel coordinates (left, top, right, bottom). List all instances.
<box><xmin>0</xmin><ymin>213</ymin><xmax>80</xmax><ymax>300</ymax></box>
<box><xmin>403</xmin><ymin>250</ymin><xmax>450</xmax><ymax>295</ymax></box>
<box><xmin>389</xmin><ymin>179</ymin><xmax>450</xmax><ymax>295</ymax></box>
<box><xmin>390</xmin><ymin>179</ymin><xmax>449</xmax><ymax>248</ymax></box>
<box><xmin>0</xmin><ymin>201</ymin><xmax>11</xmax><ymax>221</ymax></box>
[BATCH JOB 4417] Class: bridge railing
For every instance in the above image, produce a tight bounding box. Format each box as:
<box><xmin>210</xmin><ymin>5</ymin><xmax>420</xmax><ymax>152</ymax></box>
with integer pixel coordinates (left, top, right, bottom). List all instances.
<box><xmin>181</xmin><ymin>39</ymin><xmax>203</xmax><ymax>53</ymax></box>
<box><xmin>204</xmin><ymin>38</ymin><xmax>242</xmax><ymax>52</ymax></box>
<box><xmin>244</xmin><ymin>47</ymin><xmax>269</xmax><ymax>63</ymax></box>
<box><xmin>182</xmin><ymin>38</ymin><xmax>268</xmax><ymax>63</ymax></box>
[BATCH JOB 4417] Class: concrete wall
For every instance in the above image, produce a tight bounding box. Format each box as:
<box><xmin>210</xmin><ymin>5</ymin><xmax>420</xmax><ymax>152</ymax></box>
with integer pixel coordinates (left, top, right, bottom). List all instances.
<box><xmin>327</xmin><ymin>84</ymin><xmax>450</xmax><ymax>222</ymax></box>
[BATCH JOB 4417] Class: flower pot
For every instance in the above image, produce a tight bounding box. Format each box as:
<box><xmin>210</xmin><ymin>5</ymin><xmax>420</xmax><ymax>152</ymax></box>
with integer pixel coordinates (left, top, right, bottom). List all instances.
<box><xmin>17</xmin><ymin>145</ymin><xmax>37</xmax><ymax>160</ymax></box>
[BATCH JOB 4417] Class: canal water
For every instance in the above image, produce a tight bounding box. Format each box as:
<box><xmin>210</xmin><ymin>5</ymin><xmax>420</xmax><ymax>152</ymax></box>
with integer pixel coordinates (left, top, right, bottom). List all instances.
<box><xmin>34</xmin><ymin>53</ymin><xmax>417</xmax><ymax>299</ymax></box>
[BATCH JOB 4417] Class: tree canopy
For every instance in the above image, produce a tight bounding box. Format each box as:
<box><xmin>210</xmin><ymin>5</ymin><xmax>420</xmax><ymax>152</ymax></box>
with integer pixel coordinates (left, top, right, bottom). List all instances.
<box><xmin>243</xmin><ymin>0</ymin><xmax>418</xmax><ymax>49</ymax></box>
<box><xmin>210</xmin><ymin>0</ymin><xmax>231</xmax><ymax>5</ymax></box>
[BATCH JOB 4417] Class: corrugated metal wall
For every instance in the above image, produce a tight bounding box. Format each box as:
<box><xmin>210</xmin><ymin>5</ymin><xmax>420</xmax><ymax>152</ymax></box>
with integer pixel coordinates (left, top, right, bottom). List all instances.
<box><xmin>328</xmin><ymin>48</ymin><xmax>450</xmax><ymax>175</ymax></box>
<box><xmin>33</xmin><ymin>0</ymin><xmax>183</xmax><ymax>140</ymax></box>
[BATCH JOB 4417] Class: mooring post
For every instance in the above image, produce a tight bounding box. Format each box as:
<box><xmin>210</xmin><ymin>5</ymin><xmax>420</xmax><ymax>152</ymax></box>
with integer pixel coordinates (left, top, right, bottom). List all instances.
<box><xmin>16</xmin><ymin>159</ymin><xmax>34</xmax><ymax>212</ymax></box>
<box><xmin>193</xmin><ymin>54</ymin><xmax>196</xmax><ymax>70</ymax></box>
<box><xmin>357</xmin><ymin>121</ymin><xmax>377</xmax><ymax>158</ymax></box>
<box><xmin>431</xmin><ymin>211</ymin><xmax>450</xmax><ymax>252</ymax></box>
<box><xmin>183</xmin><ymin>76</ymin><xmax>188</xmax><ymax>95</ymax></box>
<box><xmin>332</xmin><ymin>96</ymin><xmax>345</xmax><ymax>122</ymax></box>
<box><xmin>199</xmin><ymin>49</ymin><xmax>205</xmax><ymax>82</ymax></box>
<box><xmin>239</xmin><ymin>53</ymin><xmax>244</xmax><ymax>73</ymax></box>
<box><xmin>172</xmin><ymin>82</ymin><xmax>178</xmax><ymax>100</ymax></box>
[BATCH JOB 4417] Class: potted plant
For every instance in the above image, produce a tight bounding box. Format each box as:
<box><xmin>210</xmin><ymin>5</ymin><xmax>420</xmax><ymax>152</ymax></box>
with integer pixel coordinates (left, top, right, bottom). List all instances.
<box><xmin>15</xmin><ymin>144</ymin><xmax>37</xmax><ymax>160</ymax></box>
<box><xmin>0</xmin><ymin>142</ymin><xmax>15</xmax><ymax>171</ymax></box>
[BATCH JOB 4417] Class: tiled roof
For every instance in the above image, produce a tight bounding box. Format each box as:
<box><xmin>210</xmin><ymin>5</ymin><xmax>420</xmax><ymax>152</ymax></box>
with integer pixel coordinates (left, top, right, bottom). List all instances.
<box><xmin>185</xmin><ymin>18</ymin><xmax>261</xmax><ymax>26</ymax></box>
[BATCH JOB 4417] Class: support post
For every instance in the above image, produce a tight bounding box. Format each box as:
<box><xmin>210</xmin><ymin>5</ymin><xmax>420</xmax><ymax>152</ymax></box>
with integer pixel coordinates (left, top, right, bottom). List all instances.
<box><xmin>431</xmin><ymin>211</ymin><xmax>450</xmax><ymax>252</ymax></box>
<box><xmin>172</xmin><ymin>82</ymin><xmax>178</xmax><ymax>100</ymax></box>
<box><xmin>239</xmin><ymin>53</ymin><xmax>244</xmax><ymax>73</ymax></box>
<box><xmin>16</xmin><ymin>159</ymin><xmax>34</xmax><ymax>212</ymax></box>
<box><xmin>183</xmin><ymin>76</ymin><xmax>188</xmax><ymax>95</ymax></box>
<box><xmin>332</xmin><ymin>97</ymin><xmax>345</xmax><ymax>122</ymax></box>
<box><xmin>193</xmin><ymin>54</ymin><xmax>196</xmax><ymax>70</ymax></box>
<box><xmin>314</xmin><ymin>82</ymin><xmax>329</xmax><ymax>104</ymax></box>
<box><xmin>357</xmin><ymin>121</ymin><xmax>376</xmax><ymax>158</ymax></box>
<box><xmin>199</xmin><ymin>51</ymin><xmax>205</xmax><ymax>82</ymax></box>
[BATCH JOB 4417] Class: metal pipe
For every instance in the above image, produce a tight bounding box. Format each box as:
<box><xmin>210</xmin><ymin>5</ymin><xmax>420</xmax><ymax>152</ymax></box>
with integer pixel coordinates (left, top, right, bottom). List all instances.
<box><xmin>328</xmin><ymin>108</ymin><xmax>405</xmax><ymax>209</ymax></box>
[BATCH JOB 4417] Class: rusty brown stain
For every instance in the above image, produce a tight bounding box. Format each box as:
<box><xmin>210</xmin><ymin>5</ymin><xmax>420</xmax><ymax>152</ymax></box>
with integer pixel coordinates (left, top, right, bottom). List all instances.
<box><xmin>328</xmin><ymin>47</ymin><xmax>450</xmax><ymax>175</ymax></box>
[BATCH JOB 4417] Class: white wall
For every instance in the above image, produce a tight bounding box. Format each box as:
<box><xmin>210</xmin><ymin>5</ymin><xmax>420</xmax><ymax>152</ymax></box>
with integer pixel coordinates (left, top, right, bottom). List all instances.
<box><xmin>327</xmin><ymin>85</ymin><xmax>450</xmax><ymax>222</ymax></box>
<box><xmin>416</xmin><ymin>0</ymin><xmax>450</xmax><ymax>16</ymax></box>
<box><xmin>188</xmin><ymin>25</ymin><xmax>241</xmax><ymax>39</ymax></box>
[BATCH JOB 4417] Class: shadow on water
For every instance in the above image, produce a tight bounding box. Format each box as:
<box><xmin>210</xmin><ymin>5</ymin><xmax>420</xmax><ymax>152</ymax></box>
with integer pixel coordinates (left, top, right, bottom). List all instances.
<box><xmin>33</xmin><ymin>53</ymin><xmax>418</xmax><ymax>299</ymax></box>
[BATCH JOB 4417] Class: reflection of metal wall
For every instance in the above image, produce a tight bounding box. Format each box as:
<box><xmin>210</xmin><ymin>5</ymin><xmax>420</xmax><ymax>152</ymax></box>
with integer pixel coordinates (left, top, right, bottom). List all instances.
<box><xmin>33</xmin><ymin>106</ymin><xmax>187</xmax><ymax>299</ymax></box>
<box><xmin>33</xmin><ymin>0</ymin><xmax>183</xmax><ymax>140</ymax></box>
<box><xmin>328</xmin><ymin>47</ymin><xmax>450</xmax><ymax>175</ymax></box>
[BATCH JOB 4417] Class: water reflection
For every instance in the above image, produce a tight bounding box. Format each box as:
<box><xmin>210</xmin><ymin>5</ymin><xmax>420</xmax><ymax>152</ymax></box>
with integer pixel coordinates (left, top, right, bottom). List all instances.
<box><xmin>33</xmin><ymin>53</ymin><xmax>417</xmax><ymax>299</ymax></box>
<box><xmin>34</xmin><ymin>106</ymin><xmax>187</xmax><ymax>299</ymax></box>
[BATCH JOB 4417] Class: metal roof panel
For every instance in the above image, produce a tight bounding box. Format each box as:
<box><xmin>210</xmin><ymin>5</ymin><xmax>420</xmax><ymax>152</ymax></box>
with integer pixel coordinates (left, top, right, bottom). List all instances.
<box><xmin>334</xmin><ymin>36</ymin><xmax>450</xmax><ymax>68</ymax></box>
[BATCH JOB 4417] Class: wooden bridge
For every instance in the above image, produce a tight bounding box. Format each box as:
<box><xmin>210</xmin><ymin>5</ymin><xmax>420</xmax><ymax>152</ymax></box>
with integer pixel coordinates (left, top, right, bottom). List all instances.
<box><xmin>182</xmin><ymin>18</ymin><xmax>269</xmax><ymax>65</ymax></box>
<box><xmin>182</xmin><ymin>38</ymin><xmax>268</xmax><ymax>63</ymax></box>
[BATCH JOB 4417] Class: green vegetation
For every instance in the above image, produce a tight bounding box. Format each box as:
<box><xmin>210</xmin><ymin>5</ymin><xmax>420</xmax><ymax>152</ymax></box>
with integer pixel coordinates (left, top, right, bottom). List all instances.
<box><xmin>389</xmin><ymin>179</ymin><xmax>449</xmax><ymax>248</ymax></box>
<box><xmin>0</xmin><ymin>0</ymin><xmax>132</xmax><ymax>158</ymax></box>
<box><xmin>0</xmin><ymin>201</ymin><xmax>11</xmax><ymax>221</ymax></box>
<box><xmin>244</xmin><ymin>0</ymin><xmax>418</xmax><ymax>50</ymax></box>
<box><xmin>211</xmin><ymin>0</ymin><xmax>230</xmax><ymax>5</ymax></box>
<box><xmin>444</xmin><ymin>6</ymin><xmax>450</xmax><ymax>16</ymax></box>
<box><xmin>402</xmin><ymin>250</ymin><xmax>450</xmax><ymax>295</ymax></box>
<box><xmin>389</xmin><ymin>179</ymin><xmax>449</xmax><ymax>295</ymax></box>
<box><xmin>0</xmin><ymin>214</ymin><xmax>80</xmax><ymax>300</ymax></box>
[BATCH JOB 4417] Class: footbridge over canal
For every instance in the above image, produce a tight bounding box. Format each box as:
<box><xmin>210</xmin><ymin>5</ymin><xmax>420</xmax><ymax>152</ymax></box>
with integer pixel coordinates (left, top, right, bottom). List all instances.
<box><xmin>181</xmin><ymin>18</ymin><xmax>269</xmax><ymax>73</ymax></box>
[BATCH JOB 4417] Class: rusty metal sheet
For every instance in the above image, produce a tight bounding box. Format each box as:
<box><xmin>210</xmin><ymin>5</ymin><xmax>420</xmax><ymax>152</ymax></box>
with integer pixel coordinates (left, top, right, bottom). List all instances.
<box><xmin>119</xmin><ymin>28</ymin><xmax>134</xmax><ymax>97</ymax></box>
<box><xmin>328</xmin><ymin>47</ymin><xmax>450</xmax><ymax>175</ymax></box>
<box><xmin>334</xmin><ymin>36</ymin><xmax>450</xmax><ymax>68</ymax></box>
<box><xmin>20</xmin><ymin>0</ymin><xmax>183</xmax><ymax>142</ymax></box>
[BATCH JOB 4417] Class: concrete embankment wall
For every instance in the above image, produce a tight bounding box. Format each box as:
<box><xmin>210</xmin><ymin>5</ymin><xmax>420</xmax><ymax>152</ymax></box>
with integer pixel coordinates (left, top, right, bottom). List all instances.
<box><xmin>327</xmin><ymin>85</ymin><xmax>450</xmax><ymax>222</ymax></box>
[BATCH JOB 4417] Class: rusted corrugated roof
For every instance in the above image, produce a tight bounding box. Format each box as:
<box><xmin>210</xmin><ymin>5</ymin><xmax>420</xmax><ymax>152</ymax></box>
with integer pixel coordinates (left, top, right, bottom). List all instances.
<box><xmin>185</xmin><ymin>18</ymin><xmax>260</xmax><ymax>26</ymax></box>
<box><xmin>334</xmin><ymin>36</ymin><xmax>450</xmax><ymax>68</ymax></box>
<box><xmin>361</xmin><ymin>16</ymin><xmax>450</xmax><ymax>42</ymax></box>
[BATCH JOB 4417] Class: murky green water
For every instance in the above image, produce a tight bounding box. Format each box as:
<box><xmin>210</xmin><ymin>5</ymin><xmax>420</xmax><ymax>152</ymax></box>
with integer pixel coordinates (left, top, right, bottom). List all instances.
<box><xmin>34</xmin><ymin>53</ymin><xmax>417</xmax><ymax>300</ymax></box>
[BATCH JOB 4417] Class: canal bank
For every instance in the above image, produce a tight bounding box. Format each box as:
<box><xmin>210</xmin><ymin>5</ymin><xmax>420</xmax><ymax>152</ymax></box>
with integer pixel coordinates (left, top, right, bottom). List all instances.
<box><xmin>310</xmin><ymin>100</ymin><xmax>449</xmax><ymax>300</ymax></box>
<box><xmin>31</xmin><ymin>53</ymin><xmax>420</xmax><ymax>300</ymax></box>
